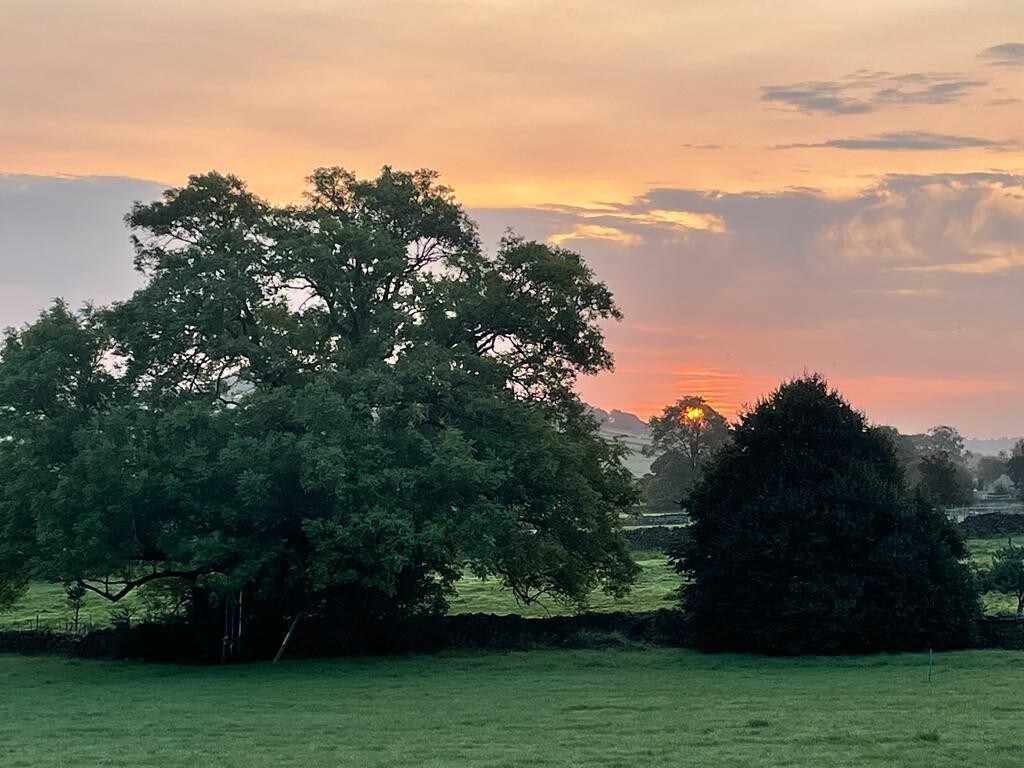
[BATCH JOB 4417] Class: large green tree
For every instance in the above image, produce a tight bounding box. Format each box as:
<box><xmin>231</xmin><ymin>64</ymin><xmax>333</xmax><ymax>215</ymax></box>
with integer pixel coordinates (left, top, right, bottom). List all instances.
<box><xmin>0</xmin><ymin>167</ymin><xmax>639</xmax><ymax>629</ymax></box>
<box><xmin>674</xmin><ymin>375</ymin><xmax>979</xmax><ymax>654</ymax></box>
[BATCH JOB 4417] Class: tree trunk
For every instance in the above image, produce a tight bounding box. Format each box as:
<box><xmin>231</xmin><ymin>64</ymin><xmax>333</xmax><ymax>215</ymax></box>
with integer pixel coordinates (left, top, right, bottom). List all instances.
<box><xmin>220</xmin><ymin>591</ymin><xmax>244</xmax><ymax>663</ymax></box>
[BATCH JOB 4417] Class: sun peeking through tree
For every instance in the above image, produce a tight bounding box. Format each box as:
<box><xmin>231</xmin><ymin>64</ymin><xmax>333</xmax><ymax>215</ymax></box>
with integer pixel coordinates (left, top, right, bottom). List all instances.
<box><xmin>643</xmin><ymin>396</ymin><xmax>730</xmax><ymax>511</ymax></box>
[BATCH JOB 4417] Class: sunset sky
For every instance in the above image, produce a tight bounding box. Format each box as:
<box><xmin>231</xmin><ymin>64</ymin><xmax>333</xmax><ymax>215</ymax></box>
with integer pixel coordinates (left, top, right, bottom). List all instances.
<box><xmin>2</xmin><ymin>1</ymin><xmax>1023</xmax><ymax>435</ymax></box>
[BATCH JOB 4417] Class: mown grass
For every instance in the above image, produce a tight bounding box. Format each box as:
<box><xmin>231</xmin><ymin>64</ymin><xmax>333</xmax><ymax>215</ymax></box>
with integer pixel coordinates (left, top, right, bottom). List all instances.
<box><xmin>2</xmin><ymin>537</ymin><xmax>1018</xmax><ymax>629</ymax></box>
<box><xmin>450</xmin><ymin>536</ymin><xmax>1024</xmax><ymax>617</ymax></box>
<box><xmin>448</xmin><ymin>550</ymin><xmax>678</xmax><ymax>616</ymax></box>
<box><xmin>2</xmin><ymin>648</ymin><xmax>1023</xmax><ymax>767</ymax></box>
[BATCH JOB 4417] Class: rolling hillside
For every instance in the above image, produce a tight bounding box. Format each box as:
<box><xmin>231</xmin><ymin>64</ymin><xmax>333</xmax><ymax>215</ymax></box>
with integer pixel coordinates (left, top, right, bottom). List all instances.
<box><xmin>589</xmin><ymin>406</ymin><xmax>655</xmax><ymax>478</ymax></box>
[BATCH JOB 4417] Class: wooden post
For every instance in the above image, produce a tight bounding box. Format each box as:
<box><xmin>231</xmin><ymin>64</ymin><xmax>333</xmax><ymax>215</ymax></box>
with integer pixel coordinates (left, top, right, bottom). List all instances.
<box><xmin>273</xmin><ymin>614</ymin><xmax>302</xmax><ymax>664</ymax></box>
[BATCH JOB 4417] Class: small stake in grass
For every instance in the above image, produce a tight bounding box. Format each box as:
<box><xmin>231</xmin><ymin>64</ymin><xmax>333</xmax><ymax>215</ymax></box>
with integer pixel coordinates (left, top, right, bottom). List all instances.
<box><xmin>928</xmin><ymin>648</ymin><xmax>934</xmax><ymax>682</ymax></box>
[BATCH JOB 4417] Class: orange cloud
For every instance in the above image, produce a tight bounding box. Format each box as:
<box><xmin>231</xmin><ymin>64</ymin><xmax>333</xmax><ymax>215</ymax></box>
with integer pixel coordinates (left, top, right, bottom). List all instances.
<box><xmin>548</xmin><ymin>224</ymin><xmax>643</xmax><ymax>247</ymax></box>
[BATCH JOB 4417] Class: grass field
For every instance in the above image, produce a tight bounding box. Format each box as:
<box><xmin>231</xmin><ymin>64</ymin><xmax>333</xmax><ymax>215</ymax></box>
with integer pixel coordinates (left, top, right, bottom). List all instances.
<box><xmin>0</xmin><ymin>552</ymin><xmax>681</xmax><ymax>630</ymax></box>
<box><xmin>2</xmin><ymin>537</ymin><xmax>1020</xmax><ymax>630</ymax></box>
<box><xmin>2</xmin><ymin>648</ymin><xmax>1023</xmax><ymax>767</ymax></box>
<box><xmin>444</xmin><ymin>536</ymin><xmax>1024</xmax><ymax>617</ymax></box>
<box><xmin>448</xmin><ymin>551</ymin><xmax>678</xmax><ymax>616</ymax></box>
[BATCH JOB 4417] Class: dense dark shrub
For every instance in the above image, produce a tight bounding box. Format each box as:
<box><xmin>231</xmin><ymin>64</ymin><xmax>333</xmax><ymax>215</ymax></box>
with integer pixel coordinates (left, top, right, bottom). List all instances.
<box><xmin>674</xmin><ymin>375</ymin><xmax>980</xmax><ymax>654</ymax></box>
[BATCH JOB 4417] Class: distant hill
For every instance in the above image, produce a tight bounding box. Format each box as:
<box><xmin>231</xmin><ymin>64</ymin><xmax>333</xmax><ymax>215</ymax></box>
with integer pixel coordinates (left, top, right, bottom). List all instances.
<box><xmin>588</xmin><ymin>406</ymin><xmax>650</xmax><ymax>438</ymax></box>
<box><xmin>589</xmin><ymin>406</ymin><xmax>654</xmax><ymax>477</ymax></box>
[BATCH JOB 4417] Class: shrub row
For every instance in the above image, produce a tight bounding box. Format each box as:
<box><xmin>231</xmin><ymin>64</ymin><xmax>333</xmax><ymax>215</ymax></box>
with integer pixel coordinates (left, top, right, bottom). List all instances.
<box><xmin>975</xmin><ymin>617</ymin><xmax>1024</xmax><ymax>650</ymax></box>
<box><xmin>956</xmin><ymin>513</ymin><xmax>1024</xmax><ymax>539</ymax></box>
<box><xmin>6</xmin><ymin>613</ymin><xmax>1024</xmax><ymax>662</ymax></box>
<box><xmin>624</xmin><ymin>526</ymin><xmax>688</xmax><ymax>551</ymax></box>
<box><xmin>0</xmin><ymin>609</ymin><xmax>690</xmax><ymax>663</ymax></box>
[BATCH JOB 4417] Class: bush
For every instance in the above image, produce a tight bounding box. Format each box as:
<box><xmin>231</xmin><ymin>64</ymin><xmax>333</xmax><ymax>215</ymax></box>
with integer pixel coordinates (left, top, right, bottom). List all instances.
<box><xmin>674</xmin><ymin>375</ymin><xmax>980</xmax><ymax>654</ymax></box>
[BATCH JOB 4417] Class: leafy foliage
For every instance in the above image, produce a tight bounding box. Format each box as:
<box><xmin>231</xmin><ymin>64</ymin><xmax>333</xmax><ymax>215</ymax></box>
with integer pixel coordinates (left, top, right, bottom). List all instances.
<box><xmin>674</xmin><ymin>375</ymin><xmax>980</xmax><ymax>654</ymax></box>
<box><xmin>0</xmin><ymin>166</ymin><xmax>639</xmax><ymax>627</ymax></box>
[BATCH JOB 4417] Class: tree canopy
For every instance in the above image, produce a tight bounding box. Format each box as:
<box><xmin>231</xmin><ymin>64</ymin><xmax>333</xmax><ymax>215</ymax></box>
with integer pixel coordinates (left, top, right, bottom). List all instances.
<box><xmin>674</xmin><ymin>375</ymin><xmax>979</xmax><ymax>654</ymax></box>
<box><xmin>0</xmin><ymin>167</ymin><xmax>639</xmax><ymax>625</ymax></box>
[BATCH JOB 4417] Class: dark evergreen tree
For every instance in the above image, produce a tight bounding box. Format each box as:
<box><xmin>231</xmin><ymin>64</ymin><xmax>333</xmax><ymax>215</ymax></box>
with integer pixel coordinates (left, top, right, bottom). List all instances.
<box><xmin>674</xmin><ymin>375</ymin><xmax>979</xmax><ymax>654</ymax></box>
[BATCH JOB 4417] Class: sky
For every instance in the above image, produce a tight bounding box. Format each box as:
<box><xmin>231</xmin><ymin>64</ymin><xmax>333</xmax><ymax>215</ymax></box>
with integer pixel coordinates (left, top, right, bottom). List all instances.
<box><xmin>1</xmin><ymin>1</ymin><xmax>1023</xmax><ymax>435</ymax></box>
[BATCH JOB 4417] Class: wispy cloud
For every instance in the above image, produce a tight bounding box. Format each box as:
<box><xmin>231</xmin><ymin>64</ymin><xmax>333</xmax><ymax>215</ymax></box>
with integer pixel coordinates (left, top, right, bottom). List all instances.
<box><xmin>815</xmin><ymin>173</ymin><xmax>1024</xmax><ymax>273</ymax></box>
<box><xmin>543</xmin><ymin>203</ymin><xmax>727</xmax><ymax>248</ymax></box>
<box><xmin>900</xmin><ymin>253</ymin><xmax>1024</xmax><ymax>275</ymax></box>
<box><xmin>475</xmin><ymin>172</ymin><xmax>1024</xmax><ymax>280</ymax></box>
<box><xmin>760</xmin><ymin>71</ymin><xmax>988</xmax><ymax>115</ymax></box>
<box><xmin>979</xmin><ymin>42</ymin><xmax>1024</xmax><ymax>68</ymax></box>
<box><xmin>548</xmin><ymin>224</ymin><xmax>643</xmax><ymax>247</ymax></box>
<box><xmin>776</xmin><ymin>131</ymin><xmax>1020</xmax><ymax>151</ymax></box>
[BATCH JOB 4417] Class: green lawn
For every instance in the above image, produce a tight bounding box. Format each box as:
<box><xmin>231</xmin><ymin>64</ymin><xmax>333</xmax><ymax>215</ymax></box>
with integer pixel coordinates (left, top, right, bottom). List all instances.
<box><xmin>0</xmin><ymin>552</ymin><xmax>679</xmax><ymax>630</ymax></box>
<box><xmin>448</xmin><ymin>551</ymin><xmax>678</xmax><ymax>616</ymax></box>
<box><xmin>2</xmin><ymin>648</ymin><xmax>1023</xmax><ymax>767</ymax></box>
<box><xmin>2</xmin><ymin>537</ymin><xmax>1019</xmax><ymax>630</ymax></box>
<box><xmin>966</xmin><ymin>535</ymin><xmax>1016</xmax><ymax>568</ymax></box>
<box><xmin>450</xmin><ymin>536</ymin><xmax>1024</xmax><ymax>617</ymax></box>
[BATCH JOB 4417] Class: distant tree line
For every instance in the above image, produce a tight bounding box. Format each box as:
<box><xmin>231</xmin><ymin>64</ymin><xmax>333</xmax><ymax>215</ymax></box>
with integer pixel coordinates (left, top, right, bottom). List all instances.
<box><xmin>641</xmin><ymin>402</ymin><xmax>989</xmax><ymax>515</ymax></box>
